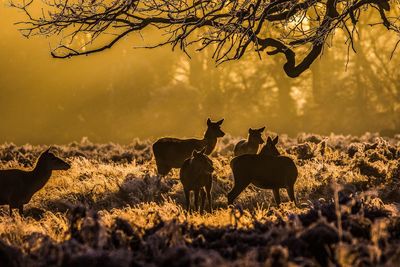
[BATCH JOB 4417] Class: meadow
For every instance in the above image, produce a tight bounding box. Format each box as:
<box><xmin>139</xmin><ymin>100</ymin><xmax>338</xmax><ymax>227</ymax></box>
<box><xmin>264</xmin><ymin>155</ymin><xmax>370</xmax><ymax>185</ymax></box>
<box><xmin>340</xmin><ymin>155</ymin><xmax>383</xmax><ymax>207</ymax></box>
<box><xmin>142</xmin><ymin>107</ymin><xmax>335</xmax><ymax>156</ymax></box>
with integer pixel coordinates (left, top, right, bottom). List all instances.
<box><xmin>0</xmin><ymin>133</ymin><xmax>399</xmax><ymax>266</ymax></box>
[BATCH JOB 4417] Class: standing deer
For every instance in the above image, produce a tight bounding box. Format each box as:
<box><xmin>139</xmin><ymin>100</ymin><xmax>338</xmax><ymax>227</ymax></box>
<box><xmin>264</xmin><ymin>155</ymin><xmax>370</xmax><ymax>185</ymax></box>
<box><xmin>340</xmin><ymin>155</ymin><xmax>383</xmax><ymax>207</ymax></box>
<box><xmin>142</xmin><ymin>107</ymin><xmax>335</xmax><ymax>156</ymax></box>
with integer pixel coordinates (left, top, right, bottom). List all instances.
<box><xmin>180</xmin><ymin>148</ymin><xmax>214</xmax><ymax>213</ymax></box>
<box><xmin>228</xmin><ymin>136</ymin><xmax>298</xmax><ymax>206</ymax></box>
<box><xmin>234</xmin><ymin>126</ymin><xmax>265</xmax><ymax>156</ymax></box>
<box><xmin>152</xmin><ymin>118</ymin><xmax>225</xmax><ymax>175</ymax></box>
<box><xmin>0</xmin><ymin>148</ymin><xmax>70</xmax><ymax>216</ymax></box>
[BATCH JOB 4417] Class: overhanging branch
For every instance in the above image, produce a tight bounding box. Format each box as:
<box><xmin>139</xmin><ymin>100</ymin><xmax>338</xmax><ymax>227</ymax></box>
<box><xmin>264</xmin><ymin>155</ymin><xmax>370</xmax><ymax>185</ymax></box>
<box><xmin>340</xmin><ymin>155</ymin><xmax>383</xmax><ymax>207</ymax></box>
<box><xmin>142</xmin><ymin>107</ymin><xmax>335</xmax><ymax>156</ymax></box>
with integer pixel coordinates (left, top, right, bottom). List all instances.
<box><xmin>10</xmin><ymin>0</ymin><xmax>400</xmax><ymax>78</ymax></box>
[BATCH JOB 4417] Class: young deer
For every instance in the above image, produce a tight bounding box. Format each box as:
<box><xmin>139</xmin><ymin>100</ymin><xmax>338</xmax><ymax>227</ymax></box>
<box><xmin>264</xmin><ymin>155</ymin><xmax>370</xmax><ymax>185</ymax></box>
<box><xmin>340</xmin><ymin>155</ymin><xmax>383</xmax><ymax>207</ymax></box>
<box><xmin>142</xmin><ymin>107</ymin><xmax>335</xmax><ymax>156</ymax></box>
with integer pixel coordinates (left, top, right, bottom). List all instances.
<box><xmin>152</xmin><ymin>118</ymin><xmax>225</xmax><ymax>175</ymax></box>
<box><xmin>228</xmin><ymin>136</ymin><xmax>298</xmax><ymax>206</ymax></box>
<box><xmin>180</xmin><ymin>148</ymin><xmax>214</xmax><ymax>213</ymax></box>
<box><xmin>0</xmin><ymin>148</ymin><xmax>70</xmax><ymax>216</ymax></box>
<box><xmin>234</xmin><ymin>126</ymin><xmax>265</xmax><ymax>156</ymax></box>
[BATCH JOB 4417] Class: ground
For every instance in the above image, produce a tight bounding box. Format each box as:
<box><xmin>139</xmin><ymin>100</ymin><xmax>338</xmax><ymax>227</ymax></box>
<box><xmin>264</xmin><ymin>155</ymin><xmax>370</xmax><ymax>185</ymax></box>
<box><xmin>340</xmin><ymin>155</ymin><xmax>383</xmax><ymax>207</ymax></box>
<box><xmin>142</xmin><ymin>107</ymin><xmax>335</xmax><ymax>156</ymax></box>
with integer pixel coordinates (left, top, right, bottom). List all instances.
<box><xmin>0</xmin><ymin>133</ymin><xmax>399</xmax><ymax>266</ymax></box>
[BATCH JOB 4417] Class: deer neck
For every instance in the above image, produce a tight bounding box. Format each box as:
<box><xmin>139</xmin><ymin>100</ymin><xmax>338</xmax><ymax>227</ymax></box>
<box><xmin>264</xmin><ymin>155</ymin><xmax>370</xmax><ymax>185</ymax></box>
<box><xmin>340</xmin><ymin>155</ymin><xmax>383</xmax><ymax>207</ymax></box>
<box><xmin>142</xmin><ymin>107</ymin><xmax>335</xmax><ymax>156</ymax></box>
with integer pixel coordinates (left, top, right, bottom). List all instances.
<box><xmin>30</xmin><ymin>161</ymin><xmax>53</xmax><ymax>193</ymax></box>
<box><xmin>202</xmin><ymin>135</ymin><xmax>217</xmax><ymax>155</ymax></box>
<box><xmin>248</xmin><ymin>137</ymin><xmax>260</xmax><ymax>148</ymax></box>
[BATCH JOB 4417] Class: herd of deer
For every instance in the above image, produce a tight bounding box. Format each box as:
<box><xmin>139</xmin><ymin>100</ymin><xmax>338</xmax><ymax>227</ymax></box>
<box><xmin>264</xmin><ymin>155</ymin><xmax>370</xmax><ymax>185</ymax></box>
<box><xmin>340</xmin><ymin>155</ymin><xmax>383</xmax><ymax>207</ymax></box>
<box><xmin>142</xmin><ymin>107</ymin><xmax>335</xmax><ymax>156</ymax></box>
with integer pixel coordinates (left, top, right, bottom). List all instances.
<box><xmin>0</xmin><ymin>118</ymin><xmax>298</xmax><ymax>216</ymax></box>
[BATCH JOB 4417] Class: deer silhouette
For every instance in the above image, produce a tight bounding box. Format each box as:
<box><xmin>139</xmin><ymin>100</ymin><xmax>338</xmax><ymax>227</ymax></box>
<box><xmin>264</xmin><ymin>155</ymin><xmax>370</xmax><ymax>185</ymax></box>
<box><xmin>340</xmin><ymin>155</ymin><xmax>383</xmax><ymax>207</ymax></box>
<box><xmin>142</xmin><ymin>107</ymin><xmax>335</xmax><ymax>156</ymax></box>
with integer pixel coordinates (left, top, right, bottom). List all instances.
<box><xmin>152</xmin><ymin>118</ymin><xmax>225</xmax><ymax>175</ymax></box>
<box><xmin>228</xmin><ymin>136</ymin><xmax>298</xmax><ymax>206</ymax></box>
<box><xmin>234</xmin><ymin>127</ymin><xmax>265</xmax><ymax>156</ymax></box>
<box><xmin>180</xmin><ymin>147</ymin><xmax>214</xmax><ymax>213</ymax></box>
<box><xmin>0</xmin><ymin>148</ymin><xmax>70</xmax><ymax>216</ymax></box>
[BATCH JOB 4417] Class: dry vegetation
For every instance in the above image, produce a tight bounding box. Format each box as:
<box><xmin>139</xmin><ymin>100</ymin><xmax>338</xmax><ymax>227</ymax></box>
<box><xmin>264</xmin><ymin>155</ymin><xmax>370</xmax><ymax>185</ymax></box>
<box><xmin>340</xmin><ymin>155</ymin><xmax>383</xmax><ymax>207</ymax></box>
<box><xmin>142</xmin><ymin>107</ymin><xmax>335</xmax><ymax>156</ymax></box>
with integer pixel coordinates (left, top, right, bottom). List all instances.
<box><xmin>0</xmin><ymin>133</ymin><xmax>400</xmax><ymax>266</ymax></box>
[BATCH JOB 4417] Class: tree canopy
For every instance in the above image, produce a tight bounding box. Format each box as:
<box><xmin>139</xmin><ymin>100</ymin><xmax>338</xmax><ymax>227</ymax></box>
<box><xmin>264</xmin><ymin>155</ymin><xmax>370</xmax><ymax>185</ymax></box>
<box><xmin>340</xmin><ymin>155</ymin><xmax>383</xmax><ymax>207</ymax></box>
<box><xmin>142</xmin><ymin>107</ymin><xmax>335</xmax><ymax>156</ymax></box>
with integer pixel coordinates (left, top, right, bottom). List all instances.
<box><xmin>12</xmin><ymin>0</ymin><xmax>400</xmax><ymax>77</ymax></box>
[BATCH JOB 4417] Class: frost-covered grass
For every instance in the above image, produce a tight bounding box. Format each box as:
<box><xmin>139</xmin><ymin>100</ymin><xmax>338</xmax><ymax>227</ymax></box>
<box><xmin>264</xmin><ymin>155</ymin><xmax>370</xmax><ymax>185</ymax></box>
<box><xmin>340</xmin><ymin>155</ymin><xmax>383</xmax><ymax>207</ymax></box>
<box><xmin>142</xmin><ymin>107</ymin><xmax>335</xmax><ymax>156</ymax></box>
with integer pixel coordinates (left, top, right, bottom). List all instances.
<box><xmin>0</xmin><ymin>133</ymin><xmax>399</xmax><ymax>266</ymax></box>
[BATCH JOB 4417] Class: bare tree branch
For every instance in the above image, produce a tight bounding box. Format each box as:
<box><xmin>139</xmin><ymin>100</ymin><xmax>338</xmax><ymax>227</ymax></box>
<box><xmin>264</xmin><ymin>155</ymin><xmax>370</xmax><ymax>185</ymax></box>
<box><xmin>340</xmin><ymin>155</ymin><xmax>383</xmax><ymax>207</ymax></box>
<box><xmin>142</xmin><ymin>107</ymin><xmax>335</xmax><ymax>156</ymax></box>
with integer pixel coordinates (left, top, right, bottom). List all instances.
<box><xmin>10</xmin><ymin>0</ymin><xmax>400</xmax><ymax>77</ymax></box>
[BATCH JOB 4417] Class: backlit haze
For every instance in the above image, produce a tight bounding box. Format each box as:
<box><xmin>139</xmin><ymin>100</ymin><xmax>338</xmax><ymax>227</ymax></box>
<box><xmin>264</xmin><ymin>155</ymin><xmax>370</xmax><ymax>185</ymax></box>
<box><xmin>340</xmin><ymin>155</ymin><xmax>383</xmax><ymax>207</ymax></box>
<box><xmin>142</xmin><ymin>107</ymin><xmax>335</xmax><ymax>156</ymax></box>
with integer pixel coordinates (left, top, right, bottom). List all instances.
<box><xmin>1</xmin><ymin>1</ymin><xmax>399</xmax><ymax>144</ymax></box>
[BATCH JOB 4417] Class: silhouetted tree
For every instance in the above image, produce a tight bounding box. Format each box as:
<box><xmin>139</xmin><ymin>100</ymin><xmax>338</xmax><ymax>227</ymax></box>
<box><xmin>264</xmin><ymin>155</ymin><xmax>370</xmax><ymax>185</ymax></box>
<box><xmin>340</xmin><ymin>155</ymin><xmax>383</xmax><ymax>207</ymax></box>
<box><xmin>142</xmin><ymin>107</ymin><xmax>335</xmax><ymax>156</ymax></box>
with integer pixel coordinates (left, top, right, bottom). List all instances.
<box><xmin>12</xmin><ymin>0</ymin><xmax>399</xmax><ymax>77</ymax></box>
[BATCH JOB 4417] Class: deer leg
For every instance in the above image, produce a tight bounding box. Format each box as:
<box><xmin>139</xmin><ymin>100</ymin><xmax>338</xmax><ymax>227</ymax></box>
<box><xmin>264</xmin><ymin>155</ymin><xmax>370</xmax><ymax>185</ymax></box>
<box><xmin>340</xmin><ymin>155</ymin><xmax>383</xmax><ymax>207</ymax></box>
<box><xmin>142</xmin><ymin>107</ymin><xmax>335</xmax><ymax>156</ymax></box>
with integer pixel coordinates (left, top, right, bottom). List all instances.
<box><xmin>206</xmin><ymin>174</ymin><xmax>213</xmax><ymax>213</ymax></box>
<box><xmin>287</xmin><ymin>184</ymin><xmax>297</xmax><ymax>206</ymax></box>
<box><xmin>206</xmin><ymin>186</ymin><xmax>213</xmax><ymax>213</ymax></box>
<box><xmin>273</xmin><ymin>188</ymin><xmax>281</xmax><ymax>206</ymax></box>
<box><xmin>18</xmin><ymin>205</ymin><xmax>24</xmax><ymax>216</ymax></box>
<box><xmin>156</xmin><ymin>162</ymin><xmax>171</xmax><ymax>176</ymax></box>
<box><xmin>194</xmin><ymin>189</ymin><xmax>200</xmax><ymax>213</ymax></box>
<box><xmin>200</xmin><ymin>188</ymin><xmax>206</xmax><ymax>214</ymax></box>
<box><xmin>227</xmin><ymin>180</ymin><xmax>250</xmax><ymax>205</ymax></box>
<box><xmin>184</xmin><ymin>188</ymin><xmax>191</xmax><ymax>212</ymax></box>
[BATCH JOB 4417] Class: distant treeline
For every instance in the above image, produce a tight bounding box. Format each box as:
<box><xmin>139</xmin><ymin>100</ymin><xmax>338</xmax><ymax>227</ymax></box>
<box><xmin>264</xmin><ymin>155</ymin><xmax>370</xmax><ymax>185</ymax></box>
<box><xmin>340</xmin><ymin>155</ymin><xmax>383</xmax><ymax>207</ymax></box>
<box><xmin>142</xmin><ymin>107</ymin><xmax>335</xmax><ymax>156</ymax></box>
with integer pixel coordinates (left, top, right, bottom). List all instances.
<box><xmin>0</xmin><ymin>10</ymin><xmax>398</xmax><ymax>144</ymax></box>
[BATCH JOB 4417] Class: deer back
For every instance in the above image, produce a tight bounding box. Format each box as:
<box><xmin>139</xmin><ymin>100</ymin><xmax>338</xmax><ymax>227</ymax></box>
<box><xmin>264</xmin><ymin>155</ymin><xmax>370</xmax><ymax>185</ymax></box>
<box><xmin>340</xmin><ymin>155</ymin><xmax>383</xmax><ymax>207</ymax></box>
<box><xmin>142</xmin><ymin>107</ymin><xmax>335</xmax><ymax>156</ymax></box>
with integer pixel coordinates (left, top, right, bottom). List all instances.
<box><xmin>231</xmin><ymin>154</ymin><xmax>297</xmax><ymax>188</ymax></box>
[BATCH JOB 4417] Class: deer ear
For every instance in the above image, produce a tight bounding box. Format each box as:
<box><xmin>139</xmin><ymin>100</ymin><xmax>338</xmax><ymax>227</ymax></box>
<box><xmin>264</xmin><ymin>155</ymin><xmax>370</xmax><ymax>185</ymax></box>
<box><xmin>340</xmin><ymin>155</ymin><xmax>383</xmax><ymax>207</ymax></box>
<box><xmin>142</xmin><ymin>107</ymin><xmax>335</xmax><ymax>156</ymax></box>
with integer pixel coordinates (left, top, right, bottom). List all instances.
<box><xmin>207</xmin><ymin>118</ymin><xmax>212</xmax><ymax>126</ymax></box>
<box><xmin>216</xmin><ymin>119</ymin><xmax>224</xmax><ymax>125</ymax></box>
<box><xmin>248</xmin><ymin>128</ymin><xmax>253</xmax><ymax>134</ymax></box>
<box><xmin>273</xmin><ymin>136</ymin><xmax>279</xmax><ymax>145</ymax></box>
<box><xmin>267</xmin><ymin>136</ymin><xmax>272</xmax><ymax>144</ymax></box>
<box><xmin>259</xmin><ymin>126</ymin><xmax>266</xmax><ymax>132</ymax></box>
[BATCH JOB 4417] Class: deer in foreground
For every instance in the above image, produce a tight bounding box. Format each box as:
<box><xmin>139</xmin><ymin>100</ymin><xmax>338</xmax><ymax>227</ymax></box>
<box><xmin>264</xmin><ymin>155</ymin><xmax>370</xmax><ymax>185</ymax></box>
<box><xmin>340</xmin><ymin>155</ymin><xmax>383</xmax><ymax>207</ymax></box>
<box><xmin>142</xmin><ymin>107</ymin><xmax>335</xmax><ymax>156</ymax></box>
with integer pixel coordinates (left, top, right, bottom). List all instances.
<box><xmin>228</xmin><ymin>136</ymin><xmax>298</xmax><ymax>206</ymax></box>
<box><xmin>152</xmin><ymin>118</ymin><xmax>225</xmax><ymax>175</ymax></box>
<box><xmin>234</xmin><ymin>126</ymin><xmax>265</xmax><ymax>156</ymax></box>
<box><xmin>0</xmin><ymin>148</ymin><xmax>70</xmax><ymax>216</ymax></box>
<box><xmin>180</xmin><ymin>147</ymin><xmax>214</xmax><ymax>213</ymax></box>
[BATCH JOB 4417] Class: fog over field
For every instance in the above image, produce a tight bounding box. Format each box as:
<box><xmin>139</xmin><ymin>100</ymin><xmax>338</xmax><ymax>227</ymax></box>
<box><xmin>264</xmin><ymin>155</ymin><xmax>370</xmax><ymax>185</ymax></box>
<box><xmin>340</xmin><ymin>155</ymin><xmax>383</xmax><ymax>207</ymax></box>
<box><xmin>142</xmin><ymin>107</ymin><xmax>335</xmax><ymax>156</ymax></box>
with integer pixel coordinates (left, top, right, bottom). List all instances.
<box><xmin>1</xmin><ymin>3</ymin><xmax>400</xmax><ymax>144</ymax></box>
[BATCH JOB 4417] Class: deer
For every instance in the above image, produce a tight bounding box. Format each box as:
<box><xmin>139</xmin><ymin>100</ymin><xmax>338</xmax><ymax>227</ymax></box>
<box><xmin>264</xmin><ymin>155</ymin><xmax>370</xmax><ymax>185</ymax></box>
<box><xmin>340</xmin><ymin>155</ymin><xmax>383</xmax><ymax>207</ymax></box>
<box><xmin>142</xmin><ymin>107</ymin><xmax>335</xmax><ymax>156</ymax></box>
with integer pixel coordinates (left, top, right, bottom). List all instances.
<box><xmin>180</xmin><ymin>147</ymin><xmax>214</xmax><ymax>213</ymax></box>
<box><xmin>228</xmin><ymin>136</ymin><xmax>298</xmax><ymax>206</ymax></box>
<box><xmin>234</xmin><ymin>126</ymin><xmax>265</xmax><ymax>156</ymax></box>
<box><xmin>152</xmin><ymin>118</ymin><xmax>225</xmax><ymax>175</ymax></box>
<box><xmin>0</xmin><ymin>148</ymin><xmax>70</xmax><ymax>216</ymax></box>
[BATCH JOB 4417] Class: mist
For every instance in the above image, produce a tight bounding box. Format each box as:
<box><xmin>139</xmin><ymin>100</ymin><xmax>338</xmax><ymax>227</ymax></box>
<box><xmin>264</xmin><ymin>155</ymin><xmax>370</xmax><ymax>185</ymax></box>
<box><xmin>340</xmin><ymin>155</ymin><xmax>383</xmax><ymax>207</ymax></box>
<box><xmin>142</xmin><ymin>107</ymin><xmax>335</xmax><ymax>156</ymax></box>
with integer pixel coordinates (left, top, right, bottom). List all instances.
<box><xmin>1</xmin><ymin>3</ymin><xmax>399</xmax><ymax>144</ymax></box>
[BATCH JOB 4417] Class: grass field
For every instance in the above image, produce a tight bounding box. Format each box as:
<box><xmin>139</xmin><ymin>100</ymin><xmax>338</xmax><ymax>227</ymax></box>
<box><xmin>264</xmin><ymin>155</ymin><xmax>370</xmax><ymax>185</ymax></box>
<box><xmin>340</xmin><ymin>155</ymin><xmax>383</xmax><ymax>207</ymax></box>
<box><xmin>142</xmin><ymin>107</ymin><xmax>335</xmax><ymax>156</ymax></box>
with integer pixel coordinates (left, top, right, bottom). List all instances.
<box><xmin>0</xmin><ymin>133</ymin><xmax>399</xmax><ymax>266</ymax></box>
